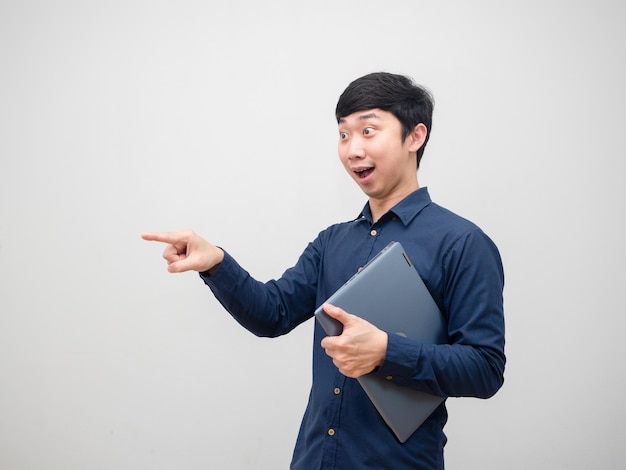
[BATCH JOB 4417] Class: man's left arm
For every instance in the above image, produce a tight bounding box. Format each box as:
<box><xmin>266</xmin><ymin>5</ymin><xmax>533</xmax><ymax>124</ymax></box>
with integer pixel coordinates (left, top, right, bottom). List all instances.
<box><xmin>322</xmin><ymin>229</ymin><xmax>505</xmax><ymax>399</ymax></box>
<box><xmin>376</xmin><ymin>229</ymin><xmax>506</xmax><ymax>398</ymax></box>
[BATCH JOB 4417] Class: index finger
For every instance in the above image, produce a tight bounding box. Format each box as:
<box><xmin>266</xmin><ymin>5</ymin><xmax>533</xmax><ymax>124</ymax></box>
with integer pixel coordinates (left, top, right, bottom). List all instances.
<box><xmin>141</xmin><ymin>231</ymin><xmax>187</xmax><ymax>244</ymax></box>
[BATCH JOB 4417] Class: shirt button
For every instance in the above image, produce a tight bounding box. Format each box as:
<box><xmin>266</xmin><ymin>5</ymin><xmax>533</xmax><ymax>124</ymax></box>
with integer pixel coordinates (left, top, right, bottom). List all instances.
<box><xmin>370</xmin><ymin>229</ymin><xmax>377</xmax><ymax>236</ymax></box>
<box><xmin>334</xmin><ymin>387</ymin><xmax>341</xmax><ymax>395</ymax></box>
<box><xmin>328</xmin><ymin>429</ymin><xmax>335</xmax><ymax>436</ymax></box>
<box><xmin>386</xmin><ymin>375</ymin><xmax>393</xmax><ymax>381</ymax></box>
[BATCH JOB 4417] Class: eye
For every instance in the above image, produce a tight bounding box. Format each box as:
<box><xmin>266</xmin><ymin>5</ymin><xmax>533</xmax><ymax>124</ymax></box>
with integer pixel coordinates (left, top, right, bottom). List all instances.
<box><xmin>339</xmin><ymin>131</ymin><xmax>348</xmax><ymax>140</ymax></box>
<box><xmin>363</xmin><ymin>127</ymin><xmax>375</xmax><ymax>135</ymax></box>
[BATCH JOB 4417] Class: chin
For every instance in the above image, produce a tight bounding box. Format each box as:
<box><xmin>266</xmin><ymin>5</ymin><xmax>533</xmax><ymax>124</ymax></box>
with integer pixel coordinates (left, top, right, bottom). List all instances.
<box><xmin>360</xmin><ymin>187</ymin><xmax>379</xmax><ymax>198</ymax></box>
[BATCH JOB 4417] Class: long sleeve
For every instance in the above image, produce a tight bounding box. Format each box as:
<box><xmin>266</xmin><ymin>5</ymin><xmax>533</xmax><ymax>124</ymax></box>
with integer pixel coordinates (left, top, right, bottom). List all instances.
<box><xmin>375</xmin><ymin>228</ymin><xmax>506</xmax><ymax>399</ymax></box>
<box><xmin>199</xmin><ymin>242</ymin><xmax>321</xmax><ymax>338</ymax></box>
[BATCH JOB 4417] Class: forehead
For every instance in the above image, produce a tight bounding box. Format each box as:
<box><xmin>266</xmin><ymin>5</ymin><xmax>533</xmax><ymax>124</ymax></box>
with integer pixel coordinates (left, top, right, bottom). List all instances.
<box><xmin>338</xmin><ymin>108</ymin><xmax>396</xmax><ymax>127</ymax></box>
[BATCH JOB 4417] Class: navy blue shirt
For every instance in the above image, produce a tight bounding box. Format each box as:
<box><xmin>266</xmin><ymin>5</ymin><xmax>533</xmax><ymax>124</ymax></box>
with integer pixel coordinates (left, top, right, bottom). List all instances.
<box><xmin>201</xmin><ymin>187</ymin><xmax>505</xmax><ymax>469</ymax></box>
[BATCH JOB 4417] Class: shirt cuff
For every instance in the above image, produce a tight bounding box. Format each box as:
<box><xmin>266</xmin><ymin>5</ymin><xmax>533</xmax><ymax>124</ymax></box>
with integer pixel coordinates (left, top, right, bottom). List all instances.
<box><xmin>375</xmin><ymin>332</ymin><xmax>421</xmax><ymax>386</ymax></box>
<box><xmin>199</xmin><ymin>249</ymin><xmax>233</xmax><ymax>285</ymax></box>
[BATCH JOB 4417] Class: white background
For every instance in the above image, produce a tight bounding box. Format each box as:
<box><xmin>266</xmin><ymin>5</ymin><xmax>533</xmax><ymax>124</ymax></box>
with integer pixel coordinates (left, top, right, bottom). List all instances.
<box><xmin>1</xmin><ymin>1</ymin><xmax>625</xmax><ymax>468</ymax></box>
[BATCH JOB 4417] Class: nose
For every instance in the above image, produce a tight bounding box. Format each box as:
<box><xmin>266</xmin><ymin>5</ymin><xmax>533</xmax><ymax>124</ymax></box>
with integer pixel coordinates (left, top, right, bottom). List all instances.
<box><xmin>346</xmin><ymin>135</ymin><xmax>365</xmax><ymax>160</ymax></box>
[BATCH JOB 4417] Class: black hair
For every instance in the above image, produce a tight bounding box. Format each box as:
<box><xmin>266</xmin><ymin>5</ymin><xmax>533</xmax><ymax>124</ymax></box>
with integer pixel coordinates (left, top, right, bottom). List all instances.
<box><xmin>335</xmin><ymin>72</ymin><xmax>434</xmax><ymax>169</ymax></box>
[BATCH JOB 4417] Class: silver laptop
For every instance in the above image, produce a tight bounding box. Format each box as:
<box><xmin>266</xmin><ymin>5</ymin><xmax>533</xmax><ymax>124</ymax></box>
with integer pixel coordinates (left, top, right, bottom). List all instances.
<box><xmin>314</xmin><ymin>241</ymin><xmax>448</xmax><ymax>443</ymax></box>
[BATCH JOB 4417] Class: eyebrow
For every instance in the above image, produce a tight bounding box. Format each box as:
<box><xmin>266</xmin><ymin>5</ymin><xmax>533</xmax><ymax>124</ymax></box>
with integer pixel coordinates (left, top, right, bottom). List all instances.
<box><xmin>338</xmin><ymin>112</ymin><xmax>381</xmax><ymax>124</ymax></box>
<box><xmin>358</xmin><ymin>112</ymin><xmax>381</xmax><ymax>121</ymax></box>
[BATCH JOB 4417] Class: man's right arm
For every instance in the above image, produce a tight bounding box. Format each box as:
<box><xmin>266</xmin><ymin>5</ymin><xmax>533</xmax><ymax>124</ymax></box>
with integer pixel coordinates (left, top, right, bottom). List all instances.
<box><xmin>143</xmin><ymin>229</ymin><xmax>323</xmax><ymax>339</ymax></box>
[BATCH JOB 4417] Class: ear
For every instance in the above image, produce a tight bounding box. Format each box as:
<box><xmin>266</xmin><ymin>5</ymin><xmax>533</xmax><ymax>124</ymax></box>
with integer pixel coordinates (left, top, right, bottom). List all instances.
<box><xmin>407</xmin><ymin>123</ymin><xmax>428</xmax><ymax>153</ymax></box>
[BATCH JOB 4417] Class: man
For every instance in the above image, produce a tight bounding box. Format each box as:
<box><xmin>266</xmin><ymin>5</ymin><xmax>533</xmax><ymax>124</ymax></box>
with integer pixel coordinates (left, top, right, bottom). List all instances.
<box><xmin>142</xmin><ymin>72</ymin><xmax>505</xmax><ymax>469</ymax></box>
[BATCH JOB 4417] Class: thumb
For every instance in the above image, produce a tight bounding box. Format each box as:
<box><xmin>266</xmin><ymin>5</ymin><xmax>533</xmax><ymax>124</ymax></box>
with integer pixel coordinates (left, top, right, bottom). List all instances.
<box><xmin>322</xmin><ymin>304</ymin><xmax>352</xmax><ymax>323</ymax></box>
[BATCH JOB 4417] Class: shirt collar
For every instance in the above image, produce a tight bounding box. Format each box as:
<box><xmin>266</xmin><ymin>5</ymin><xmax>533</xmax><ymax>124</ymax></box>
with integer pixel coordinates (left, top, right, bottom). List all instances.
<box><xmin>357</xmin><ymin>187</ymin><xmax>432</xmax><ymax>225</ymax></box>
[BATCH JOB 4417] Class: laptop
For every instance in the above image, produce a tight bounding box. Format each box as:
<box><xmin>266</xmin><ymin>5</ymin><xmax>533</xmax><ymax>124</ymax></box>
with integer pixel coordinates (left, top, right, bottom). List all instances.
<box><xmin>314</xmin><ymin>241</ymin><xmax>448</xmax><ymax>443</ymax></box>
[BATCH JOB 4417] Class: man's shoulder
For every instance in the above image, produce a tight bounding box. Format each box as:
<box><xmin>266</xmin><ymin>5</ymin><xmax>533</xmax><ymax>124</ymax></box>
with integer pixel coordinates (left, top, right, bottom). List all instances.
<box><xmin>423</xmin><ymin>202</ymin><xmax>503</xmax><ymax>268</ymax></box>
<box><xmin>421</xmin><ymin>201</ymin><xmax>481</xmax><ymax>234</ymax></box>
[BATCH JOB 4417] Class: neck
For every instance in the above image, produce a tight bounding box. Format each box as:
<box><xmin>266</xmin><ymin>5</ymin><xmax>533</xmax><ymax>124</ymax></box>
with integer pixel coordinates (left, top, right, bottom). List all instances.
<box><xmin>369</xmin><ymin>182</ymin><xmax>420</xmax><ymax>222</ymax></box>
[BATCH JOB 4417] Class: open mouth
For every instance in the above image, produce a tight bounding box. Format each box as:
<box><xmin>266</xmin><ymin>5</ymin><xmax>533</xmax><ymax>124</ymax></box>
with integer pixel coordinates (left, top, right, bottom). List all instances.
<box><xmin>354</xmin><ymin>167</ymin><xmax>374</xmax><ymax>179</ymax></box>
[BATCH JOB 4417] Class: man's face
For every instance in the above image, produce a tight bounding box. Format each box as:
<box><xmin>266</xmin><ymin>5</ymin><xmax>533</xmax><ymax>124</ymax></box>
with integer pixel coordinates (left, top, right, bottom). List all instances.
<box><xmin>338</xmin><ymin>109</ymin><xmax>420</xmax><ymax>204</ymax></box>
